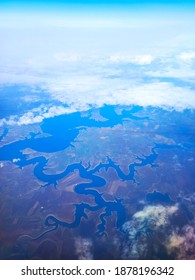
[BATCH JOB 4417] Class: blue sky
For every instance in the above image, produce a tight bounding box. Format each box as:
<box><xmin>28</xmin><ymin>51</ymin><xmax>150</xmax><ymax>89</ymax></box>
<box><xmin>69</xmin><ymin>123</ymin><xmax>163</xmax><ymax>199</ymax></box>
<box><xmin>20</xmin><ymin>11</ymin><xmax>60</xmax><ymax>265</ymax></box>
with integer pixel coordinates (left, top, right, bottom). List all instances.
<box><xmin>1</xmin><ymin>0</ymin><xmax>195</xmax><ymax>12</ymax></box>
<box><xmin>1</xmin><ymin>0</ymin><xmax>195</xmax><ymax>5</ymax></box>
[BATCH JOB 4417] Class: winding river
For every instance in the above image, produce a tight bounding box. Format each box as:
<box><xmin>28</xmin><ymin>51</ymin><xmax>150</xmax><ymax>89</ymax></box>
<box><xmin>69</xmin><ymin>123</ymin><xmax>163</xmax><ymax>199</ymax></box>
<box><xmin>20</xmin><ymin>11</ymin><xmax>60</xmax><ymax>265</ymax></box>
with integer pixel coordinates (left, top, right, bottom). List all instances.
<box><xmin>0</xmin><ymin>106</ymin><xmax>177</xmax><ymax>237</ymax></box>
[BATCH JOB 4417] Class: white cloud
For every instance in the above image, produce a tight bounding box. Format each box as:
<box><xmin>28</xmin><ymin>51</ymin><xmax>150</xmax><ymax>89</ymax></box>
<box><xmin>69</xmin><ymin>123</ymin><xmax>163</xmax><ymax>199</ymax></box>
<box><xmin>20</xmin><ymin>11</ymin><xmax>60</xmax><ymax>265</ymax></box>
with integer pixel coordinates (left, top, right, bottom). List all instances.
<box><xmin>133</xmin><ymin>204</ymin><xmax>178</xmax><ymax>228</ymax></box>
<box><xmin>109</xmin><ymin>54</ymin><xmax>154</xmax><ymax>65</ymax></box>
<box><xmin>178</xmin><ymin>51</ymin><xmax>195</xmax><ymax>63</ymax></box>
<box><xmin>123</xmin><ymin>204</ymin><xmax>178</xmax><ymax>235</ymax></box>
<box><xmin>12</xmin><ymin>158</ymin><xmax>20</xmax><ymax>163</ymax></box>
<box><xmin>0</xmin><ymin>106</ymin><xmax>78</xmax><ymax>126</ymax></box>
<box><xmin>146</xmin><ymin>51</ymin><xmax>195</xmax><ymax>80</ymax></box>
<box><xmin>74</xmin><ymin>237</ymin><xmax>94</xmax><ymax>260</ymax></box>
<box><xmin>45</xmin><ymin>80</ymin><xmax>195</xmax><ymax>111</ymax></box>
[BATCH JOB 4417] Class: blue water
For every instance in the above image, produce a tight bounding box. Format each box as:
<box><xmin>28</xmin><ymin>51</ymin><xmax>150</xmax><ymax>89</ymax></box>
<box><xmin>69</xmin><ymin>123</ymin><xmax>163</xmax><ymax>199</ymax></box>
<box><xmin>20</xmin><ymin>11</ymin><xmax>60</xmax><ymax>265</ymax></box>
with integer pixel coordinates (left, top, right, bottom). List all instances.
<box><xmin>0</xmin><ymin>105</ymin><xmax>192</xmax><ymax>237</ymax></box>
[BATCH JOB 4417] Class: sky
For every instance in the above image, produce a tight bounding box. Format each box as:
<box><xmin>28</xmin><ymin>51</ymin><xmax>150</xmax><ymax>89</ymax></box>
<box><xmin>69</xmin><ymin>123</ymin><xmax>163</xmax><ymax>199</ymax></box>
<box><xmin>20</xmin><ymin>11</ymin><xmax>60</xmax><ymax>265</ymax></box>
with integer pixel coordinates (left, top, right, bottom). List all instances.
<box><xmin>1</xmin><ymin>0</ymin><xmax>194</xmax><ymax>58</ymax></box>
<box><xmin>0</xmin><ymin>0</ymin><xmax>195</xmax><ymax>125</ymax></box>
<box><xmin>1</xmin><ymin>0</ymin><xmax>195</xmax><ymax>54</ymax></box>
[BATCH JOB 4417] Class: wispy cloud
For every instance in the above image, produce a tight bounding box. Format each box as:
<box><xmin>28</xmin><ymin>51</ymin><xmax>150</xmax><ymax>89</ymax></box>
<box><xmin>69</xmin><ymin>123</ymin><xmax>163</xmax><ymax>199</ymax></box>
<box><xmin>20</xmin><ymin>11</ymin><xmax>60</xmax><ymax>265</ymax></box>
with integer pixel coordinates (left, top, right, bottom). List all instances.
<box><xmin>109</xmin><ymin>54</ymin><xmax>154</xmax><ymax>65</ymax></box>
<box><xmin>178</xmin><ymin>51</ymin><xmax>195</xmax><ymax>63</ymax></box>
<box><xmin>166</xmin><ymin>224</ymin><xmax>195</xmax><ymax>259</ymax></box>
<box><xmin>0</xmin><ymin>105</ymin><xmax>77</xmax><ymax>126</ymax></box>
<box><xmin>74</xmin><ymin>237</ymin><xmax>94</xmax><ymax>260</ymax></box>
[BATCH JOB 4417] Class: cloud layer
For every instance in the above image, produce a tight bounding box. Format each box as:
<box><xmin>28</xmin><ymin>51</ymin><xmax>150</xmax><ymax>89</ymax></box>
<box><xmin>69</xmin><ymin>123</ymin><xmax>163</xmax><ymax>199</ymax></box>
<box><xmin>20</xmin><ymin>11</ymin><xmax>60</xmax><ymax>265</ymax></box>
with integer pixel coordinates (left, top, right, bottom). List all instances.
<box><xmin>1</xmin><ymin>51</ymin><xmax>195</xmax><ymax>126</ymax></box>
